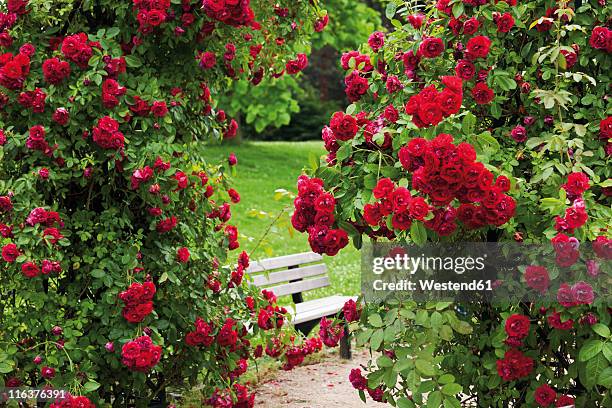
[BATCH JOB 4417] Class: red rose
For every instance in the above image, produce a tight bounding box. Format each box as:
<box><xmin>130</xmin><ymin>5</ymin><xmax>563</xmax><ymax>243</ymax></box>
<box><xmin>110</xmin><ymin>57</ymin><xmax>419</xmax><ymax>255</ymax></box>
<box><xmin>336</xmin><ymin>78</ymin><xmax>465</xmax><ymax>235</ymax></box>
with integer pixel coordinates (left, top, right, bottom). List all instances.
<box><xmin>560</xmin><ymin>50</ymin><xmax>577</xmax><ymax>68</ymax></box>
<box><xmin>571</xmin><ymin>281</ymin><xmax>594</xmax><ymax>305</ymax></box>
<box><xmin>417</xmin><ymin>102</ymin><xmax>444</xmax><ymax>126</ymax></box>
<box><xmin>510</xmin><ymin>125</ymin><xmax>527</xmax><ymax>142</ymax></box>
<box><xmin>384</xmin><ymin>105</ymin><xmax>399</xmax><ymax>123</ymax></box>
<box><xmin>368</xmin><ymin>31</ymin><xmax>385</xmax><ymax>52</ymax></box>
<box><xmin>496</xmin><ymin>349</ymin><xmax>534</xmax><ymax>381</ymax></box>
<box><xmin>593</xmin><ymin>236</ymin><xmax>611</xmax><ymax>259</ymax></box>
<box><xmin>199</xmin><ymin>51</ymin><xmax>216</xmax><ymax>69</ymax></box>
<box><xmin>524</xmin><ymin>265</ymin><xmax>549</xmax><ymax>293</ymax></box>
<box><xmin>419</xmin><ymin>37</ymin><xmax>444</xmax><ymax>58</ymax></box>
<box><xmin>505</xmin><ymin>314</ymin><xmax>530</xmax><ymax>338</ymax></box>
<box><xmin>555</xmin><ymin>396</ymin><xmax>574</xmax><ymax>407</ymax></box>
<box><xmin>286</xmin><ymin>53</ymin><xmax>308</xmax><ymax>75</ymax></box>
<box><xmin>564</xmin><ymin>206</ymin><xmax>587</xmax><ymax>229</ymax></box>
<box><xmin>343</xmin><ymin>299</ymin><xmax>360</xmax><ymax>322</ymax></box>
<box><xmin>463</xmin><ymin>17</ymin><xmax>480</xmax><ymax>35</ymax></box>
<box><xmin>330</xmin><ymin>112</ymin><xmax>358</xmax><ymax>141</ymax></box>
<box><xmin>437</xmin><ymin>88</ymin><xmax>462</xmax><ymax>115</ymax></box>
<box><xmin>471</xmin><ymin>82</ymin><xmax>494</xmax><ymax>104</ymax></box>
<box><xmin>151</xmin><ymin>101</ymin><xmax>168</xmax><ymax>117</ymax></box>
<box><xmin>1</xmin><ymin>243</ymin><xmax>19</xmax><ymax>262</ymax></box>
<box><xmin>363</xmin><ymin>203</ymin><xmax>382</xmax><ymax>226</ymax></box>
<box><xmin>40</xmin><ymin>366</ymin><xmax>55</xmax><ymax>379</ymax></box>
<box><xmin>52</xmin><ymin>107</ymin><xmax>70</xmax><ymax>126</ymax></box>
<box><xmin>177</xmin><ymin>247</ymin><xmax>190</xmax><ymax>263</ymax></box>
<box><xmin>465</xmin><ymin>35</ymin><xmax>491</xmax><ymax>60</ymax></box>
<box><xmin>589</xmin><ymin>26</ymin><xmax>611</xmax><ymax>52</ymax></box>
<box><xmin>548</xmin><ymin>311</ymin><xmax>574</xmax><ymax>330</ymax></box>
<box><xmin>599</xmin><ymin>116</ymin><xmax>612</xmax><ymax>140</ymax></box>
<box><xmin>21</xmin><ymin>261</ymin><xmax>40</xmax><ymax>278</ymax></box>
<box><xmin>408</xmin><ymin>197</ymin><xmax>430</xmax><ymax>220</ymax></box>
<box><xmin>562</xmin><ymin>172</ymin><xmax>590</xmax><ymax>196</ymax></box>
<box><xmin>534</xmin><ymin>384</ymin><xmax>556</xmax><ymax>407</ymax></box>
<box><xmin>349</xmin><ymin>368</ymin><xmax>368</xmax><ymax>390</ymax></box>
<box><xmin>497</xmin><ymin>13</ymin><xmax>515</xmax><ymax>33</ymax></box>
<box><xmin>391</xmin><ymin>211</ymin><xmax>412</xmax><ymax>230</ymax></box>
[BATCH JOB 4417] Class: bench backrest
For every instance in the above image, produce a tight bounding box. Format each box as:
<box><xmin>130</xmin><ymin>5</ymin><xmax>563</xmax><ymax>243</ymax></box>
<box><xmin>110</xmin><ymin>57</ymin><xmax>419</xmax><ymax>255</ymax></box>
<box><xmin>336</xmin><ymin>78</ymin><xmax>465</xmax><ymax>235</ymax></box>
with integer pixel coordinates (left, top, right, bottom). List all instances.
<box><xmin>247</xmin><ymin>252</ymin><xmax>328</xmax><ymax>297</ymax></box>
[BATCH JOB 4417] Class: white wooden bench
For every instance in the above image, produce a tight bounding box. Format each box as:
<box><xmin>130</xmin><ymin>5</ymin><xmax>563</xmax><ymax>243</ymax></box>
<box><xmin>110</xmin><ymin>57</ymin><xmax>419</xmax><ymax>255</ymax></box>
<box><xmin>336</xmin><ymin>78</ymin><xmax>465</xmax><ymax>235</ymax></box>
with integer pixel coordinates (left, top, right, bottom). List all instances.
<box><xmin>247</xmin><ymin>251</ymin><xmax>356</xmax><ymax>359</ymax></box>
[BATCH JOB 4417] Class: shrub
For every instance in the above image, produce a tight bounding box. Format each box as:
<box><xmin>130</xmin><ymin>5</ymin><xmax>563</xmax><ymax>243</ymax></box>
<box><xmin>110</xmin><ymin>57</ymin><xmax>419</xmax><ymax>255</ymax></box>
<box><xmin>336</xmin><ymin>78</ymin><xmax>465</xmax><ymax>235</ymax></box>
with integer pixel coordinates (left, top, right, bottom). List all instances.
<box><xmin>0</xmin><ymin>0</ymin><xmax>321</xmax><ymax>406</ymax></box>
<box><xmin>295</xmin><ymin>0</ymin><xmax>611</xmax><ymax>406</ymax></box>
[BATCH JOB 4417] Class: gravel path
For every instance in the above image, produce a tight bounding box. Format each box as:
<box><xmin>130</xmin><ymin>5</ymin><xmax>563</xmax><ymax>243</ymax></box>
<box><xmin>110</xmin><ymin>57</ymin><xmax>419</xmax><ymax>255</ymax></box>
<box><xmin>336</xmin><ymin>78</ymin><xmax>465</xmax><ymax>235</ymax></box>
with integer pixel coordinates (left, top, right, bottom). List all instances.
<box><xmin>255</xmin><ymin>349</ymin><xmax>388</xmax><ymax>408</ymax></box>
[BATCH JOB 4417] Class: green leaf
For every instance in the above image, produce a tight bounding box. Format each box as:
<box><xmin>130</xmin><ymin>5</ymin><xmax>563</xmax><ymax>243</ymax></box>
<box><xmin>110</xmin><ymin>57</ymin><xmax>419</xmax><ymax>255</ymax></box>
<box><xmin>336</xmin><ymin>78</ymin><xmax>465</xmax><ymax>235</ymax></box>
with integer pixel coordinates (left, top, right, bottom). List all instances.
<box><xmin>368</xmin><ymin>313</ymin><xmax>384</xmax><ymax>328</ymax></box>
<box><xmin>336</xmin><ymin>143</ymin><xmax>352</xmax><ymax>162</ymax></box>
<box><xmin>415</xmin><ymin>359</ymin><xmax>436</xmax><ymax>377</ymax></box>
<box><xmin>490</xmin><ymin>103</ymin><xmax>502</xmax><ymax>119</ymax></box>
<box><xmin>0</xmin><ymin>361</ymin><xmax>14</xmax><ymax>373</ymax></box>
<box><xmin>579</xmin><ymin>340</ymin><xmax>604</xmax><ymax>362</ymax></box>
<box><xmin>441</xmin><ymin>383</ymin><xmax>463</xmax><ymax>396</ymax></box>
<box><xmin>385</xmin><ymin>2</ymin><xmax>397</xmax><ymax>19</ymax></box>
<box><xmin>598</xmin><ymin>367</ymin><xmax>612</xmax><ymax>388</ymax></box>
<box><xmin>410</xmin><ymin>222</ymin><xmax>427</xmax><ymax>246</ymax></box>
<box><xmin>452</xmin><ymin>2</ymin><xmax>464</xmax><ymax>18</ymax></box>
<box><xmin>394</xmin><ymin>359</ymin><xmax>413</xmax><ymax>372</ymax></box>
<box><xmin>451</xmin><ymin>320</ymin><xmax>473</xmax><ymax>335</ymax></box>
<box><xmin>443</xmin><ymin>397</ymin><xmax>462</xmax><ymax>408</ymax></box>
<box><xmin>592</xmin><ymin>324</ymin><xmax>610</xmax><ymax>338</ymax></box>
<box><xmin>438</xmin><ymin>374</ymin><xmax>455</xmax><ymax>384</ymax></box>
<box><xmin>106</xmin><ymin>27</ymin><xmax>120</xmax><ymax>38</ymax></box>
<box><xmin>585</xmin><ymin>353</ymin><xmax>608</xmax><ymax>389</ymax></box>
<box><xmin>397</xmin><ymin>397</ymin><xmax>416</xmax><ymax>408</ymax></box>
<box><xmin>462</xmin><ymin>112</ymin><xmax>476</xmax><ymax>135</ymax></box>
<box><xmin>384</xmin><ymin>368</ymin><xmax>398</xmax><ymax>388</ymax></box>
<box><xmin>125</xmin><ymin>55</ymin><xmax>143</xmax><ymax>68</ymax></box>
<box><xmin>370</xmin><ymin>329</ymin><xmax>384</xmax><ymax>350</ymax></box>
<box><xmin>427</xmin><ymin>391</ymin><xmax>443</xmax><ymax>408</ymax></box>
<box><xmin>377</xmin><ymin>355</ymin><xmax>394</xmax><ymax>368</ymax></box>
<box><xmin>83</xmin><ymin>380</ymin><xmax>101</xmax><ymax>392</ymax></box>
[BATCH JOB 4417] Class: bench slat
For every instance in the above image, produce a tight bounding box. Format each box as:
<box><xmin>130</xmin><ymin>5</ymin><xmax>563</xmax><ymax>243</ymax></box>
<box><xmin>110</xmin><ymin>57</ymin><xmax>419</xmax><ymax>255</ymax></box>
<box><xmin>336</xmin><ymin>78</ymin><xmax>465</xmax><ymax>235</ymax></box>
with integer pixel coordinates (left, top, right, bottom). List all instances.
<box><xmin>250</xmin><ymin>264</ymin><xmax>327</xmax><ymax>287</ymax></box>
<box><xmin>267</xmin><ymin>276</ymin><xmax>330</xmax><ymax>297</ymax></box>
<box><xmin>247</xmin><ymin>252</ymin><xmax>323</xmax><ymax>273</ymax></box>
<box><xmin>290</xmin><ymin>295</ymin><xmax>357</xmax><ymax>325</ymax></box>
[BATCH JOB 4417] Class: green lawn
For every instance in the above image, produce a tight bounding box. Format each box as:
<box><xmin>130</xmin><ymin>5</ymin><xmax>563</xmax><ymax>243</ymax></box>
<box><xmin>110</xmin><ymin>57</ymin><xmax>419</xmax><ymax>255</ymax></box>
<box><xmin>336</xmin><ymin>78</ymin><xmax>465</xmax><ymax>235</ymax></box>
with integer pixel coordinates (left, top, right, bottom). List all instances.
<box><xmin>202</xmin><ymin>141</ymin><xmax>361</xmax><ymax>300</ymax></box>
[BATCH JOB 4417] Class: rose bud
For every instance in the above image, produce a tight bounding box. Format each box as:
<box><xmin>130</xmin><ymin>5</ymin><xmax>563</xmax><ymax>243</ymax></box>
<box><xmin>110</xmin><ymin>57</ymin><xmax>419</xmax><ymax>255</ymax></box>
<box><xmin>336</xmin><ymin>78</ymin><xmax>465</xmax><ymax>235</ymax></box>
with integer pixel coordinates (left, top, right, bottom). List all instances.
<box><xmin>51</xmin><ymin>326</ymin><xmax>62</xmax><ymax>336</ymax></box>
<box><xmin>41</xmin><ymin>366</ymin><xmax>55</xmax><ymax>379</ymax></box>
<box><xmin>523</xmin><ymin>116</ymin><xmax>535</xmax><ymax>126</ymax></box>
<box><xmin>544</xmin><ymin>115</ymin><xmax>554</xmax><ymax>126</ymax></box>
<box><xmin>149</xmin><ymin>184</ymin><xmax>161</xmax><ymax>195</ymax></box>
<box><xmin>143</xmin><ymin>327</ymin><xmax>153</xmax><ymax>336</ymax></box>
<box><xmin>520</xmin><ymin>82</ymin><xmax>531</xmax><ymax>93</ymax></box>
<box><xmin>38</xmin><ymin>168</ymin><xmax>49</xmax><ymax>179</ymax></box>
<box><xmin>33</xmin><ymin>355</ymin><xmax>43</xmax><ymax>365</ymax></box>
<box><xmin>105</xmin><ymin>342</ymin><xmax>115</xmax><ymax>352</ymax></box>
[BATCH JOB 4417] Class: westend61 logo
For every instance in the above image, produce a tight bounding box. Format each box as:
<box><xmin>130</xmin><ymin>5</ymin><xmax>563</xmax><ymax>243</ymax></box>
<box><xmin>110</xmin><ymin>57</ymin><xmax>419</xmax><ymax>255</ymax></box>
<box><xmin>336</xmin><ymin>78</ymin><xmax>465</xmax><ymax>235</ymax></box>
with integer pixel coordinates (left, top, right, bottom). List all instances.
<box><xmin>370</xmin><ymin>249</ymin><xmax>493</xmax><ymax>293</ymax></box>
<box><xmin>361</xmin><ymin>242</ymin><xmax>610</xmax><ymax>304</ymax></box>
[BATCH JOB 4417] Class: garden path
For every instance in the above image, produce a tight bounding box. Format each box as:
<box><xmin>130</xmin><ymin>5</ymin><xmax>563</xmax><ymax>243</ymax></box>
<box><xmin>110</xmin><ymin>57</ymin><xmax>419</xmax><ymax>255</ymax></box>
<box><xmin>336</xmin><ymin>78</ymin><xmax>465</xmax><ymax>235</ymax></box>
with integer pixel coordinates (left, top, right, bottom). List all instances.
<box><xmin>255</xmin><ymin>348</ymin><xmax>387</xmax><ymax>408</ymax></box>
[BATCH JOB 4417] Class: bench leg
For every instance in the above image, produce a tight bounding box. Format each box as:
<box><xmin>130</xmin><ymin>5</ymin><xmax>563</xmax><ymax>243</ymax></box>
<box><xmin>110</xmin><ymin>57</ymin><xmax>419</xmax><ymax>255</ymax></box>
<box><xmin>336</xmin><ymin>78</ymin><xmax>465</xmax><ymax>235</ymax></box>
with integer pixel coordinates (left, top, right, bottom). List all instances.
<box><xmin>339</xmin><ymin>324</ymin><xmax>351</xmax><ymax>360</ymax></box>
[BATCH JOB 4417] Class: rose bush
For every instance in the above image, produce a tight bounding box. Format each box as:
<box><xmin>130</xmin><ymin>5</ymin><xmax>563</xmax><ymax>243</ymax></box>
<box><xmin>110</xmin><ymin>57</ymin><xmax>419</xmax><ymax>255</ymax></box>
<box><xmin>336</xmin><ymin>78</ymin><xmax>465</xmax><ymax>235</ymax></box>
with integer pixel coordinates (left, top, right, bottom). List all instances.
<box><xmin>0</xmin><ymin>0</ymin><xmax>324</xmax><ymax>406</ymax></box>
<box><xmin>294</xmin><ymin>0</ymin><xmax>611</xmax><ymax>406</ymax></box>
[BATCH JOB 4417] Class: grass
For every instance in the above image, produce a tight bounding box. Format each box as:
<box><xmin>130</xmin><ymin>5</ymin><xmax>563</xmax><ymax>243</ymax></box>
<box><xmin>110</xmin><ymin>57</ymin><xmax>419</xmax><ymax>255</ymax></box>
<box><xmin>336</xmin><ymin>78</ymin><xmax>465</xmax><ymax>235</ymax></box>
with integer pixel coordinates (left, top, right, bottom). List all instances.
<box><xmin>201</xmin><ymin>141</ymin><xmax>361</xmax><ymax>300</ymax></box>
